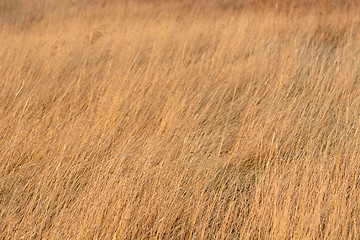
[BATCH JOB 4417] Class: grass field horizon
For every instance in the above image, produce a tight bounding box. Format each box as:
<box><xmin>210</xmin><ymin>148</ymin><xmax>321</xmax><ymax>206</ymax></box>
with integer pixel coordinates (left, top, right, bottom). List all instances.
<box><xmin>1</xmin><ymin>0</ymin><xmax>360</xmax><ymax>239</ymax></box>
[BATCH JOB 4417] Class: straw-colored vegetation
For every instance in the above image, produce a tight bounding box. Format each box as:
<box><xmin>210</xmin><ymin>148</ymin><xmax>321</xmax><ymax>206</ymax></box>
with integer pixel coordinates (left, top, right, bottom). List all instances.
<box><xmin>1</xmin><ymin>0</ymin><xmax>360</xmax><ymax>238</ymax></box>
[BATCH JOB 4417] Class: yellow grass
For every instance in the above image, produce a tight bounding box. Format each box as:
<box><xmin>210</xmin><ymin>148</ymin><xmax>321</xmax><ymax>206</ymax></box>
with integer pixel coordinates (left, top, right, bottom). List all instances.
<box><xmin>1</xmin><ymin>0</ymin><xmax>360</xmax><ymax>238</ymax></box>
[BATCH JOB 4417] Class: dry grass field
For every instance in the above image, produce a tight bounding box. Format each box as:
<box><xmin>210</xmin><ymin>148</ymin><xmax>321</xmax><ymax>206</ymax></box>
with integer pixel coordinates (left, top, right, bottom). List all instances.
<box><xmin>1</xmin><ymin>0</ymin><xmax>360</xmax><ymax>239</ymax></box>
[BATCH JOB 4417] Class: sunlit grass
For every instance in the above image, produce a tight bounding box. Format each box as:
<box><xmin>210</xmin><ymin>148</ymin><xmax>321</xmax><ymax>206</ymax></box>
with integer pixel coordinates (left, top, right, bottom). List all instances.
<box><xmin>1</xmin><ymin>0</ymin><xmax>360</xmax><ymax>239</ymax></box>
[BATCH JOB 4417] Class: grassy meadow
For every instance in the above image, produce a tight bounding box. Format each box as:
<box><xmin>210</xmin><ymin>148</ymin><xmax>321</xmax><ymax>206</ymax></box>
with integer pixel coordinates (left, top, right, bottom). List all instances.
<box><xmin>1</xmin><ymin>0</ymin><xmax>360</xmax><ymax>238</ymax></box>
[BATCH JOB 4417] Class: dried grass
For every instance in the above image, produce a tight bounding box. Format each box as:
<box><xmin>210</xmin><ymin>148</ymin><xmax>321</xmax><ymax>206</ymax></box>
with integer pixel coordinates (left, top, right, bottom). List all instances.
<box><xmin>1</xmin><ymin>0</ymin><xmax>360</xmax><ymax>239</ymax></box>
